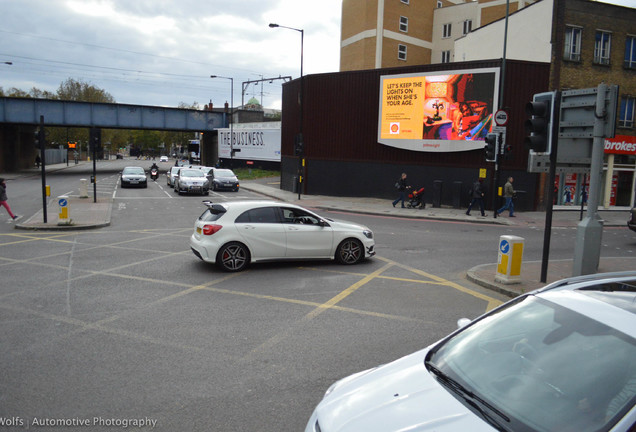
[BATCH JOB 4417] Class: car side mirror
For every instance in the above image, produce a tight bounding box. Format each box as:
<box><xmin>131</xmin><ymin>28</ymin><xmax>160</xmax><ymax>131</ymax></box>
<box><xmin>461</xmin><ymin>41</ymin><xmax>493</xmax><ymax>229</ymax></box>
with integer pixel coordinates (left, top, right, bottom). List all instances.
<box><xmin>318</xmin><ymin>219</ymin><xmax>330</xmax><ymax>227</ymax></box>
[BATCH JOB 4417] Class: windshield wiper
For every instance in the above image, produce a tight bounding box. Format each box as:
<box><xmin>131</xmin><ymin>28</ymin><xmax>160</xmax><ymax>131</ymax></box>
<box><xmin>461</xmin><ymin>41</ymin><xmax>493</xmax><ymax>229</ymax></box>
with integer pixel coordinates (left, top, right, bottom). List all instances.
<box><xmin>425</xmin><ymin>361</ymin><xmax>510</xmax><ymax>431</ymax></box>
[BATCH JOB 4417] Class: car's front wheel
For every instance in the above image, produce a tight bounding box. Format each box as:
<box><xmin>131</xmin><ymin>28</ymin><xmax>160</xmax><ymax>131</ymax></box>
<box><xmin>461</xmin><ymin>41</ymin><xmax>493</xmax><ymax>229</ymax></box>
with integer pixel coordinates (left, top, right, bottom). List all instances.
<box><xmin>335</xmin><ymin>238</ymin><xmax>364</xmax><ymax>265</ymax></box>
<box><xmin>216</xmin><ymin>242</ymin><xmax>250</xmax><ymax>272</ymax></box>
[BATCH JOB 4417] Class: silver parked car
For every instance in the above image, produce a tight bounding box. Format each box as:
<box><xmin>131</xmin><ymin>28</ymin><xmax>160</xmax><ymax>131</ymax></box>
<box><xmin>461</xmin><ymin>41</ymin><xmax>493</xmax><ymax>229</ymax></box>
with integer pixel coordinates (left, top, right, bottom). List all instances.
<box><xmin>166</xmin><ymin>166</ymin><xmax>181</xmax><ymax>188</ymax></box>
<box><xmin>306</xmin><ymin>271</ymin><xmax>636</xmax><ymax>432</ymax></box>
<box><xmin>174</xmin><ymin>168</ymin><xmax>210</xmax><ymax>195</ymax></box>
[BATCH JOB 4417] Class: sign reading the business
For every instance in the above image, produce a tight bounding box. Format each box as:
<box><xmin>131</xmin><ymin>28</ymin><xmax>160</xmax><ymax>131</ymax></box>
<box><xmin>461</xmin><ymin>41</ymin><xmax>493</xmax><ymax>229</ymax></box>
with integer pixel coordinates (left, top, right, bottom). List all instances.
<box><xmin>218</xmin><ymin>127</ymin><xmax>281</xmax><ymax>162</ymax></box>
<box><xmin>378</xmin><ymin>68</ymin><xmax>499</xmax><ymax>153</ymax></box>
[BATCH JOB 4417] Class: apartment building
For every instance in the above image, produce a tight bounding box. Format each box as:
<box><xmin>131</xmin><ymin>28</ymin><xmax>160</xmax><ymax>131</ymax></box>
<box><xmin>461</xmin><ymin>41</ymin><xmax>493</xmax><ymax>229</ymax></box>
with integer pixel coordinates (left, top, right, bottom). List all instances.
<box><xmin>340</xmin><ymin>0</ymin><xmax>534</xmax><ymax>71</ymax></box>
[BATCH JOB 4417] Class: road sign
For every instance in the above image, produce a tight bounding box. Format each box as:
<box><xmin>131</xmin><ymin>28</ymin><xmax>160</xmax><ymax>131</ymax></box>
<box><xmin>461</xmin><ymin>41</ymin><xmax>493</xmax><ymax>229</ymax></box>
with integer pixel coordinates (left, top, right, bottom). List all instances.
<box><xmin>494</xmin><ymin>110</ymin><xmax>508</xmax><ymax>126</ymax></box>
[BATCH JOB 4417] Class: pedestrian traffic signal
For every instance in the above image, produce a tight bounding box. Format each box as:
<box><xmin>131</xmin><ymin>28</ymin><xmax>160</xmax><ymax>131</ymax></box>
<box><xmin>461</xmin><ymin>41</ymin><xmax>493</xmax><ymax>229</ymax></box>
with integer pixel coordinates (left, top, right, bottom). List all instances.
<box><xmin>502</xmin><ymin>143</ymin><xmax>513</xmax><ymax>160</ymax></box>
<box><xmin>524</xmin><ymin>91</ymin><xmax>556</xmax><ymax>154</ymax></box>
<box><xmin>484</xmin><ymin>133</ymin><xmax>498</xmax><ymax>162</ymax></box>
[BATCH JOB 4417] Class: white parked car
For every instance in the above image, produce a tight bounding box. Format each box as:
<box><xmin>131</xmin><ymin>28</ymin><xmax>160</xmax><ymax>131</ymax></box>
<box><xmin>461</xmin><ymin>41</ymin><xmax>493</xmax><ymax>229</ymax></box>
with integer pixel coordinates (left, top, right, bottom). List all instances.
<box><xmin>306</xmin><ymin>271</ymin><xmax>636</xmax><ymax>432</ymax></box>
<box><xmin>190</xmin><ymin>201</ymin><xmax>375</xmax><ymax>272</ymax></box>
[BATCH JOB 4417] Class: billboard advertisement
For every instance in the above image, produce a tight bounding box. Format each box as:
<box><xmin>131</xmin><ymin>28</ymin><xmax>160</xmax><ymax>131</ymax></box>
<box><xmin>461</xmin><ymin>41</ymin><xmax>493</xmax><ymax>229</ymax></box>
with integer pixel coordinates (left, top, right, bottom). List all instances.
<box><xmin>378</xmin><ymin>68</ymin><xmax>499</xmax><ymax>152</ymax></box>
<box><xmin>218</xmin><ymin>126</ymin><xmax>281</xmax><ymax>162</ymax></box>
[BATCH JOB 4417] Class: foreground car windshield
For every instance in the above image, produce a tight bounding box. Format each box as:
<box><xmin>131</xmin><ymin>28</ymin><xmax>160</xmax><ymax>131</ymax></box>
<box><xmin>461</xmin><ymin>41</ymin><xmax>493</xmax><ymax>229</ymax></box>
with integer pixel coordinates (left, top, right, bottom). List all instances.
<box><xmin>426</xmin><ymin>295</ymin><xmax>636</xmax><ymax>432</ymax></box>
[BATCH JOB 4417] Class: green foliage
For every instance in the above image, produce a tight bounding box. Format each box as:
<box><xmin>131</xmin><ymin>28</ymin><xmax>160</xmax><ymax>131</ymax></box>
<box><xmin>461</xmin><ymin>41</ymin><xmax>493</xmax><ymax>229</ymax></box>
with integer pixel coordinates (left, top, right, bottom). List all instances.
<box><xmin>233</xmin><ymin>168</ymin><xmax>280</xmax><ymax>180</ymax></box>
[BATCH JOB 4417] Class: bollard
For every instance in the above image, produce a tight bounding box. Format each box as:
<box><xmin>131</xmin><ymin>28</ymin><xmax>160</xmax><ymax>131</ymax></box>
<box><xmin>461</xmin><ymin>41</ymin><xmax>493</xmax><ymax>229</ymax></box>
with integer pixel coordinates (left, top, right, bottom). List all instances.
<box><xmin>495</xmin><ymin>235</ymin><xmax>524</xmax><ymax>284</ymax></box>
<box><xmin>57</xmin><ymin>196</ymin><xmax>70</xmax><ymax>225</ymax></box>
<box><xmin>432</xmin><ymin>180</ymin><xmax>443</xmax><ymax>208</ymax></box>
<box><xmin>79</xmin><ymin>179</ymin><xmax>89</xmax><ymax>198</ymax></box>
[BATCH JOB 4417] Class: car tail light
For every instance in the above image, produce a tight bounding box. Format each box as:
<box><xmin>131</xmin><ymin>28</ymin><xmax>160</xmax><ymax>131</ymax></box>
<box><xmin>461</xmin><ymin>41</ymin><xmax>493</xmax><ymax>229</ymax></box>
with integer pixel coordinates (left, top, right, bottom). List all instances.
<box><xmin>202</xmin><ymin>224</ymin><xmax>222</xmax><ymax>235</ymax></box>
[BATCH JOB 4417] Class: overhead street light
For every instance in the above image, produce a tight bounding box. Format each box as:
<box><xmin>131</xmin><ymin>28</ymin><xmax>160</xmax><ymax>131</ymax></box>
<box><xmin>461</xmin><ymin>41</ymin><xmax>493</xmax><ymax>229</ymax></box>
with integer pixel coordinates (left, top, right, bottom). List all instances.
<box><xmin>269</xmin><ymin>22</ymin><xmax>304</xmax><ymax>199</ymax></box>
<box><xmin>211</xmin><ymin>75</ymin><xmax>235</xmax><ymax>166</ymax></box>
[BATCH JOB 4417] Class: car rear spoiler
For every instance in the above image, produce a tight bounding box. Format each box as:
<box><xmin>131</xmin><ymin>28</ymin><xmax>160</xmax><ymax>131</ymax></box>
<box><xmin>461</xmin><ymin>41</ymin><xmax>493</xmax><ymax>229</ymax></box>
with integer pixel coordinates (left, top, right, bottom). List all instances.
<box><xmin>202</xmin><ymin>201</ymin><xmax>227</xmax><ymax>214</ymax></box>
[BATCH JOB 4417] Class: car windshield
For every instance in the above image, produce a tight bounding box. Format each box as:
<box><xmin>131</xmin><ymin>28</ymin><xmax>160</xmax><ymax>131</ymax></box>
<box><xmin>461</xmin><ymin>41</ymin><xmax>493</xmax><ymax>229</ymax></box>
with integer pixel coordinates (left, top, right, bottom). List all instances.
<box><xmin>123</xmin><ymin>168</ymin><xmax>144</xmax><ymax>175</ymax></box>
<box><xmin>181</xmin><ymin>170</ymin><xmax>205</xmax><ymax>177</ymax></box>
<box><xmin>214</xmin><ymin>169</ymin><xmax>235</xmax><ymax>177</ymax></box>
<box><xmin>426</xmin><ymin>295</ymin><xmax>636</xmax><ymax>432</ymax></box>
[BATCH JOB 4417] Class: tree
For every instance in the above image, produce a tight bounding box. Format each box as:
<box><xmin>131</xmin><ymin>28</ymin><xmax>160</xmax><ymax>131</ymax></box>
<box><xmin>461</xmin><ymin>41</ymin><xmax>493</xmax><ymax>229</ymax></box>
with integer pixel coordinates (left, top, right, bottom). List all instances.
<box><xmin>56</xmin><ymin>78</ymin><xmax>115</xmax><ymax>103</ymax></box>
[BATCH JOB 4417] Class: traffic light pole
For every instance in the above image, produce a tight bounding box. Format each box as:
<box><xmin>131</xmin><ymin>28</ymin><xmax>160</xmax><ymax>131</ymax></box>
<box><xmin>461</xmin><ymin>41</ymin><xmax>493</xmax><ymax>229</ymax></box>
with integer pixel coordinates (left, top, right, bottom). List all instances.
<box><xmin>38</xmin><ymin>116</ymin><xmax>47</xmax><ymax>223</ymax></box>
<box><xmin>493</xmin><ymin>157</ymin><xmax>500</xmax><ymax>219</ymax></box>
<box><xmin>540</xmin><ymin>91</ymin><xmax>561</xmax><ymax>283</ymax></box>
<box><xmin>572</xmin><ymin>83</ymin><xmax>608</xmax><ymax>276</ymax></box>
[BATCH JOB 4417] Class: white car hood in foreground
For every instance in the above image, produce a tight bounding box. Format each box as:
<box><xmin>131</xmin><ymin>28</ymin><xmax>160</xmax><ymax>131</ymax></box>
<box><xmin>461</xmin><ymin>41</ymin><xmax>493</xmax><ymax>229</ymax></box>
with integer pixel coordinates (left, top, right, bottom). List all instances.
<box><xmin>308</xmin><ymin>348</ymin><xmax>494</xmax><ymax>432</ymax></box>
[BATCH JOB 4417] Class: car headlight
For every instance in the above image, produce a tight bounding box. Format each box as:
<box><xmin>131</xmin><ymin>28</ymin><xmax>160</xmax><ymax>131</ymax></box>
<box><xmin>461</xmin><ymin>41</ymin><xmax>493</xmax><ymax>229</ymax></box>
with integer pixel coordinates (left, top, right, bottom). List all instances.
<box><xmin>363</xmin><ymin>230</ymin><xmax>373</xmax><ymax>239</ymax></box>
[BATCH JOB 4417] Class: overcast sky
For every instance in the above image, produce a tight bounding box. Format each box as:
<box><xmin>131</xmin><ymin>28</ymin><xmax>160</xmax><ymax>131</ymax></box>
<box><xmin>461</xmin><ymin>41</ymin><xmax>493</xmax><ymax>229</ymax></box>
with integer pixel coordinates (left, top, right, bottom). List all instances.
<box><xmin>0</xmin><ymin>0</ymin><xmax>343</xmax><ymax>110</ymax></box>
<box><xmin>1</xmin><ymin>0</ymin><xmax>633</xmax><ymax>111</ymax></box>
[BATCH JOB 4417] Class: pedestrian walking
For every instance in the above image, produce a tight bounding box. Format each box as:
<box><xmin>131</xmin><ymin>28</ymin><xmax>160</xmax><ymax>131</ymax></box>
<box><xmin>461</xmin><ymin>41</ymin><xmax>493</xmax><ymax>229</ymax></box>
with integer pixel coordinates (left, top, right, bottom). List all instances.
<box><xmin>35</xmin><ymin>154</ymin><xmax>41</xmax><ymax>168</ymax></box>
<box><xmin>0</xmin><ymin>178</ymin><xmax>19</xmax><ymax>220</ymax></box>
<box><xmin>466</xmin><ymin>178</ymin><xmax>486</xmax><ymax>216</ymax></box>
<box><xmin>496</xmin><ymin>176</ymin><xmax>516</xmax><ymax>217</ymax></box>
<box><xmin>392</xmin><ymin>173</ymin><xmax>411</xmax><ymax>208</ymax></box>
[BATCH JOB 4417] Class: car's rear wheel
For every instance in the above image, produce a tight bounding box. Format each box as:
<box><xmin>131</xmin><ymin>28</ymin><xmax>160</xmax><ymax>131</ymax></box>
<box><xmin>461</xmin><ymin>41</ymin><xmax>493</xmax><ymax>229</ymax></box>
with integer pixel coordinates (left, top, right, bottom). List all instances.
<box><xmin>216</xmin><ymin>242</ymin><xmax>250</xmax><ymax>272</ymax></box>
<box><xmin>335</xmin><ymin>239</ymin><xmax>364</xmax><ymax>265</ymax></box>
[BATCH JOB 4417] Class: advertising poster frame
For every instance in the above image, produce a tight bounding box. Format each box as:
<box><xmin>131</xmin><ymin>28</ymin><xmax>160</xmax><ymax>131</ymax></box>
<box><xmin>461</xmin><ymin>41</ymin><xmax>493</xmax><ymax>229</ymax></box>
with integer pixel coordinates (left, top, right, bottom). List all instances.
<box><xmin>378</xmin><ymin>67</ymin><xmax>500</xmax><ymax>153</ymax></box>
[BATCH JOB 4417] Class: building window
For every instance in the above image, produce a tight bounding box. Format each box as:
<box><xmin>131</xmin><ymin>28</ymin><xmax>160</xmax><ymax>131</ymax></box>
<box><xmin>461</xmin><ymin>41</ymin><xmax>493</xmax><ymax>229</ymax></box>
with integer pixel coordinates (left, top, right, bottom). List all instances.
<box><xmin>463</xmin><ymin>20</ymin><xmax>472</xmax><ymax>35</ymax></box>
<box><xmin>625</xmin><ymin>36</ymin><xmax>636</xmax><ymax>69</ymax></box>
<box><xmin>564</xmin><ymin>26</ymin><xmax>582</xmax><ymax>61</ymax></box>
<box><xmin>399</xmin><ymin>16</ymin><xmax>408</xmax><ymax>33</ymax></box>
<box><xmin>443</xmin><ymin>23</ymin><xmax>452</xmax><ymax>38</ymax></box>
<box><xmin>398</xmin><ymin>44</ymin><xmax>407</xmax><ymax>61</ymax></box>
<box><xmin>594</xmin><ymin>31</ymin><xmax>611</xmax><ymax>65</ymax></box>
<box><xmin>437</xmin><ymin>0</ymin><xmax>443</xmax><ymax>7</ymax></box>
<box><xmin>442</xmin><ymin>50</ymin><xmax>451</xmax><ymax>63</ymax></box>
<box><xmin>401</xmin><ymin>0</ymin><xmax>410</xmax><ymax>4</ymax></box>
<box><xmin>619</xmin><ymin>96</ymin><xmax>634</xmax><ymax>129</ymax></box>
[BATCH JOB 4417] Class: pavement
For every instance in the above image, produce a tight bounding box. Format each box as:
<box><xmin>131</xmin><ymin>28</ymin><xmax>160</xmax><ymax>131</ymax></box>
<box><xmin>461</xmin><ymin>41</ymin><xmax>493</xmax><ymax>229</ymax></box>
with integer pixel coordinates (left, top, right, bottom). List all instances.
<box><xmin>4</xmin><ymin>162</ymin><xmax>635</xmax><ymax>298</ymax></box>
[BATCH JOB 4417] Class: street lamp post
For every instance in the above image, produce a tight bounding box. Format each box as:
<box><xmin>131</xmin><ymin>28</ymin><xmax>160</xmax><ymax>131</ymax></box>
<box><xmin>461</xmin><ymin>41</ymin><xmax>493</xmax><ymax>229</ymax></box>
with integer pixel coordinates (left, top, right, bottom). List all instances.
<box><xmin>269</xmin><ymin>23</ymin><xmax>304</xmax><ymax>200</ymax></box>
<box><xmin>210</xmin><ymin>75</ymin><xmax>234</xmax><ymax>167</ymax></box>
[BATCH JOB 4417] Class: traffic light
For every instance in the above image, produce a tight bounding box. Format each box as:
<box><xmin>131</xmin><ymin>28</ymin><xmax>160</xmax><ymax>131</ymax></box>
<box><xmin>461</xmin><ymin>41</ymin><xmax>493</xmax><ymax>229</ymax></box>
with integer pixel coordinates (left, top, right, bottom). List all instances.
<box><xmin>502</xmin><ymin>142</ymin><xmax>513</xmax><ymax>160</ymax></box>
<box><xmin>484</xmin><ymin>133</ymin><xmax>498</xmax><ymax>162</ymax></box>
<box><xmin>34</xmin><ymin>127</ymin><xmax>45</xmax><ymax>148</ymax></box>
<box><xmin>524</xmin><ymin>91</ymin><xmax>556</xmax><ymax>154</ymax></box>
<box><xmin>294</xmin><ymin>133</ymin><xmax>304</xmax><ymax>156</ymax></box>
<box><xmin>89</xmin><ymin>127</ymin><xmax>102</xmax><ymax>152</ymax></box>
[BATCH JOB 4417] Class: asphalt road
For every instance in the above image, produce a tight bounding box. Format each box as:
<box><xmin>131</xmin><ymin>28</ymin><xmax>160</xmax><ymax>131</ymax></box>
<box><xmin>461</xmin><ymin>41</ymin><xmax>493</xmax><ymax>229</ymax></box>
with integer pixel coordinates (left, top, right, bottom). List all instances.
<box><xmin>1</xmin><ymin>160</ymin><xmax>634</xmax><ymax>431</ymax></box>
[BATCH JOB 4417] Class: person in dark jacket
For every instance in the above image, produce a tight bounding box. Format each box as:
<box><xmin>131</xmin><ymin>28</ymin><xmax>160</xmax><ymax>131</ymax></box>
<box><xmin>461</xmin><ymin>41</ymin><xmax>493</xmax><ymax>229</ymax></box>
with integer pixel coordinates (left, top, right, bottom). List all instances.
<box><xmin>466</xmin><ymin>178</ymin><xmax>486</xmax><ymax>216</ymax></box>
<box><xmin>0</xmin><ymin>178</ymin><xmax>18</xmax><ymax>220</ymax></box>
<box><xmin>392</xmin><ymin>173</ymin><xmax>411</xmax><ymax>208</ymax></box>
